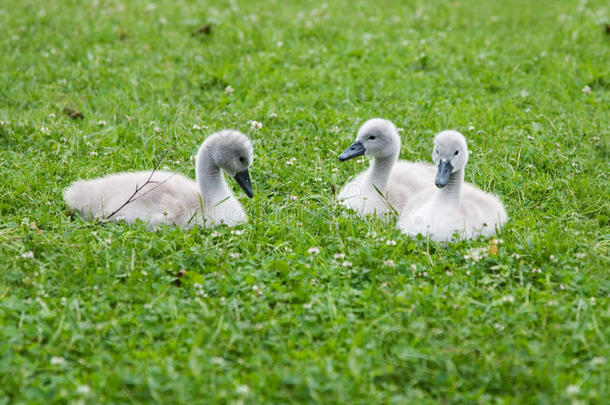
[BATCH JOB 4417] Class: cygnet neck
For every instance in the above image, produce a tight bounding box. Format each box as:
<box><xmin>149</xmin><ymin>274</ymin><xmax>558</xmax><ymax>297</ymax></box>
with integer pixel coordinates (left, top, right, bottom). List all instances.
<box><xmin>195</xmin><ymin>146</ymin><xmax>232</xmax><ymax>206</ymax></box>
<box><xmin>365</xmin><ymin>150</ymin><xmax>399</xmax><ymax>194</ymax></box>
<box><xmin>438</xmin><ymin>169</ymin><xmax>463</xmax><ymax>203</ymax></box>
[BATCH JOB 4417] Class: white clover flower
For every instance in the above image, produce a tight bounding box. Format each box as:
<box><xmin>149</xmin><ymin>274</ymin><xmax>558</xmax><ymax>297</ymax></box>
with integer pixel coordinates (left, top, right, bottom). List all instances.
<box><xmin>289</xmin><ymin>195</ymin><xmax>297</xmax><ymax>201</ymax></box>
<box><xmin>154</xmin><ymin>126</ymin><xmax>160</xmax><ymax>133</ymax></box>
<box><xmin>334</xmin><ymin>253</ymin><xmax>345</xmax><ymax>260</ymax></box>
<box><xmin>410</xmin><ymin>264</ymin><xmax>417</xmax><ymax>271</ymax></box>
<box><xmin>532</xmin><ymin>268</ymin><xmax>542</xmax><ymax>274</ymax></box>
<box><xmin>48</xmin><ymin>113</ymin><xmax>56</xmax><ymax>119</ymax></box>
<box><xmin>550</xmin><ymin>254</ymin><xmax>558</xmax><ymax>262</ymax></box>
<box><xmin>493</xmin><ymin>323</ymin><xmax>505</xmax><ymax>332</ymax></box>
<box><xmin>76</xmin><ymin>385</ymin><xmax>91</xmax><ymax>395</ymax></box>
<box><xmin>50</xmin><ymin>356</ymin><xmax>65</xmax><ymax>365</ymax></box>
<box><xmin>229</xmin><ymin>252</ymin><xmax>241</xmax><ymax>259</ymax></box>
<box><xmin>248</xmin><ymin>120</ymin><xmax>263</xmax><ymax>129</ymax></box>
<box><xmin>464</xmin><ymin>247</ymin><xmax>487</xmax><ymax>262</ymax></box>
<box><xmin>468</xmin><ymin>126</ymin><xmax>475</xmax><ymax>131</ymax></box>
<box><xmin>342</xmin><ymin>261</ymin><xmax>352</xmax><ymax>268</ymax></box>
<box><xmin>581</xmin><ymin>85</ymin><xmax>591</xmax><ymax>95</ymax></box>
<box><xmin>159</xmin><ymin>17</ymin><xmax>167</xmax><ymax>25</ymax></box>
<box><xmin>284</xmin><ymin>246</ymin><xmax>292</xmax><ymax>253</ymax></box>
<box><xmin>230</xmin><ymin>229</ymin><xmax>245</xmax><ymax>236</ymax></box>
<box><xmin>192</xmin><ymin>124</ymin><xmax>201</xmax><ymax>130</ymax></box>
<box><xmin>397</xmin><ymin>127</ymin><xmax>404</xmax><ymax>132</ymax></box>
<box><xmin>269</xmin><ymin>112</ymin><xmax>278</xmax><ymax>118</ymax></box>
<box><xmin>307</xmin><ymin>247</ymin><xmax>320</xmax><ymax>255</ymax></box>
<box><xmin>41</xmin><ymin>126</ymin><xmax>50</xmax><ymax>134</ymax></box>
<box><xmin>20</xmin><ymin>251</ymin><xmax>34</xmax><ymax>259</ymax></box>
<box><xmin>224</xmin><ymin>85</ymin><xmax>234</xmax><ymax>95</ymax></box>
<box><xmin>276</xmin><ymin>40</ymin><xmax>284</xmax><ymax>47</ymax></box>
<box><xmin>383</xmin><ymin>259</ymin><xmax>395</xmax><ymax>267</ymax></box>
<box><xmin>97</xmin><ymin>120</ymin><xmax>106</xmax><ymax>126</ymax></box>
<box><xmin>501</xmin><ymin>295</ymin><xmax>515</xmax><ymax>303</ymax></box>
<box><xmin>575</xmin><ymin>252</ymin><xmax>586</xmax><ymax>259</ymax></box>
<box><xmin>566</xmin><ymin>385</ymin><xmax>579</xmax><ymax>395</ymax></box>
<box><xmin>146</xmin><ymin>3</ymin><xmax>156</xmax><ymax>11</ymax></box>
<box><xmin>89</xmin><ymin>151</ymin><xmax>98</xmax><ymax>156</ymax></box>
<box><xmin>331</xmin><ymin>125</ymin><xmax>340</xmax><ymax>134</ymax></box>
<box><xmin>386</xmin><ymin>239</ymin><xmax>397</xmax><ymax>246</ymax></box>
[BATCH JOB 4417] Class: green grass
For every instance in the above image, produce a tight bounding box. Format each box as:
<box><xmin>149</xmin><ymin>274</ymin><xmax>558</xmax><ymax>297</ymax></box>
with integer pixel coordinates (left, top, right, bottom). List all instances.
<box><xmin>1</xmin><ymin>0</ymin><xmax>609</xmax><ymax>403</ymax></box>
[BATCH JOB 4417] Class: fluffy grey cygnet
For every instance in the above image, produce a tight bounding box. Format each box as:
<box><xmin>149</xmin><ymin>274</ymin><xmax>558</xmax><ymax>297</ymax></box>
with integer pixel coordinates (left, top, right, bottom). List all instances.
<box><xmin>64</xmin><ymin>130</ymin><xmax>254</xmax><ymax>228</ymax></box>
<box><xmin>398</xmin><ymin>130</ymin><xmax>508</xmax><ymax>241</ymax></box>
<box><xmin>337</xmin><ymin>118</ymin><xmax>436</xmax><ymax>218</ymax></box>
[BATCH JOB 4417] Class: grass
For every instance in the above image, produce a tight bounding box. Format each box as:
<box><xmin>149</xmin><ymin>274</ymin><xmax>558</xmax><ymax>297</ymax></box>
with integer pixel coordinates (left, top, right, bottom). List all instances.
<box><xmin>0</xmin><ymin>0</ymin><xmax>608</xmax><ymax>403</ymax></box>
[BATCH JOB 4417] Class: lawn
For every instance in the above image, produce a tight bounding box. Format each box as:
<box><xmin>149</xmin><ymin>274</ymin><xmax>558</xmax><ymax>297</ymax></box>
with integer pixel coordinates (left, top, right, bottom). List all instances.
<box><xmin>0</xmin><ymin>0</ymin><xmax>608</xmax><ymax>403</ymax></box>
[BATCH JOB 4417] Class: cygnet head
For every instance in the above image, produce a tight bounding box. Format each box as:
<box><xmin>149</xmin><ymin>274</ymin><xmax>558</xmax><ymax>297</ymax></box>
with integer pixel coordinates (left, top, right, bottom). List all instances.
<box><xmin>198</xmin><ymin>130</ymin><xmax>254</xmax><ymax>198</ymax></box>
<box><xmin>432</xmin><ymin>130</ymin><xmax>469</xmax><ymax>188</ymax></box>
<box><xmin>338</xmin><ymin>118</ymin><xmax>401</xmax><ymax>162</ymax></box>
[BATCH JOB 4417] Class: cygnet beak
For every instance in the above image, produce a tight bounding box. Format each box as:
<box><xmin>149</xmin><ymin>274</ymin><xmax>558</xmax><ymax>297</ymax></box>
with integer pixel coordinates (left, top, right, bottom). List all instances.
<box><xmin>338</xmin><ymin>140</ymin><xmax>366</xmax><ymax>162</ymax></box>
<box><xmin>234</xmin><ymin>169</ymin><xmax>253</xmax><ymax>198</ymax></box>
<box><xmin>435</xmin><ymin>160</ymin><xmax>453</xmax><ymax>188</ymax></box>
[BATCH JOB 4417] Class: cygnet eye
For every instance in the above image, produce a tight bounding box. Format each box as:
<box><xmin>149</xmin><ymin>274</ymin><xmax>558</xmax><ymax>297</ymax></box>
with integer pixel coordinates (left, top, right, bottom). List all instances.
<box><xmin>369</xmin><ymin>136</ymin><xmax>376</xmax><ymax>140</ymax></box>
<box><xmin>436</xmin><ymin>150</ymin><xmax>439</xmax><ymax>155</ymax></box>
<box><xmin>239</xmin><ymin>157</ymin><xmax>244</xmax><ymax>163</ymax></box>
<box><xmin>454</xmin><ymin>150</ymin><xmax>459</xmax><ymax>156</ymax></box>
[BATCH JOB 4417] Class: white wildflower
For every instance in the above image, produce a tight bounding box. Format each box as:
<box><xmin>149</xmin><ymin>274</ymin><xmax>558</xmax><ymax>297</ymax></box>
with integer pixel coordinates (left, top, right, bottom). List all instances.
<box><xmin>224</xmin><ymin>85</ymin><xmax>234</xmax><ymax>95</ymax></box>
<box><xmin>248</xmin><ymin>120</ymin><xmax>262</xmax><ymax>129</ymax></box>
<box><xmin>276</xmin><ymin>40</ymin><xmax>283</xmax><ymax>47</ymax></box>
<box><xmin>89</xmin><ymin>151</ymin><xmax>98</xmax><ymax>156</ymax></box>
<box><xmin>76</xmin><ymin>385</ymin><xmax>91</xmax><ymax>395</ymax></box>
<box><xmin>269</xmin><ymin>112</ymin><xmax>278</xmax><ymax>118</ymax></box>
<box><xmin>566</xmin><ymin>385</ymin><xmax>579</xmax><ymax>395</ymax></box>
<box><xmin>50</xmin><ymin>356</ymin><xmax>65</xmax><ymax>365</ymax></box>
<box><xmin>501</xmin><ymin>295</ymin><xmax>515</xmax><ymax>303</ymax></box>
<box><xmin>20</xmin><ymin>251</ymin><xmax>34</xmax><ymax>259</ymax></box>
<box><xmin>289</xmin><ymin>195</ymin><xmax>297</xmax><ymax>201</ymax></box>
<box><xmin>192</xmin><ymin>124</ymin><xmax>201</xmax><ymax>130</ymax></box>
<box><xmin>284</xmin><ymin>246</ymin><xmax>292</xmax><ymax>253</ymax></box>
<box><xmin>385</xmin><ymin>239</ymin><xmax>397</xmax><ymax>246</ymax></box>
<box><xmin>308</xmin><ymin>247</ymin><xmax>320</xmax><ymax>255</ymax></box>
<box><xmin>550</xmin><ymin>254</ymin><xmax>558</xmax><ymax>262</ymax></box>
<box><xmin>159</xmin><ymin>16</ymin><xmax>167</xmax><ymax>25</ymax></box>
<box><xmin>468</xmin><ymin>126</ymin><xmax>475</xmax><ymax>131</ymax></box>
<box><xmin>97</xmin><ymin>120</ymin><xmax>106</xmax><ymax>126</ymax></box>
<box><xmin>146</xmin><ymin>3</ymin><xmax>156</xmax><ymax>11</ymax></box>
<box><xmin>532</xmin><ymin>268</ymin><xmax>542</xmax><ymax>274</ymax></box>
<box><xmin>493</xmin><ymin>323</ymin><xmax>505</xmax><ymax>332</ymax></box>
<box><xmin>230</xmin><ymin>229</ymin><xmax>245</xmax><ymax>236</ymax></box>
<box><xmin>581</xmin><ymin>85</ymin><xmax>591</xmax><ymax>95</ymax></box>
<box><xmin>40</xmin><ymin>126</ymin><xmax>50</xmax><ymax>134</ymax></box>
<box><xmin>48</xmin><ymin>113</ymin><xmax>56</xmax><ymax>119</ymax></box>
<box><xmin>154</xmin><ymin>126</ymin><xmax>160</xmax><ymax>133</ymax></box>
<box><xmin>383</xmin><ymin>259</ymin><xmax>395</xmax><ymax>267</ymax></box>
<box><xmin>464</xmin><ymin>247</ymin><xmax>487</xmax><ymax>262</ymax></box>
<box><xmin>342</xmin><ymin>261</ymin><xmax>352</xmax><ymax>268</ymax></box>
<box><xmin>334</xmin><ymin>253</ymin><xmax>345</xmax><ymax>260</ymax></box>
<box><xmin>229</xmin><ymin>252</ymin><xmax>240</xmax><ymax>259</ymax></box>
<box><xmin>575</xmin><ymin>252</ymin><xmax>586</xmax><ymax>259</ymax></box>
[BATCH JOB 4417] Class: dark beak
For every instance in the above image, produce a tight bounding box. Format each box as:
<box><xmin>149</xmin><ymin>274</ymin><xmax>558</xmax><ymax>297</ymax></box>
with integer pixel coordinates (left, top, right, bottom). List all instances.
<box><xmin>234</xmin><ymin>169</ymin><xmax>253</xmax><ymax>198</ymax></box>
<box><xmin>338</xmin><ymin>140</ymin><xmax>366</xmax><ymax>162</ymax></box>
<box><xmin>435</xmin><ymin>160</ymin><xmax>453</xmax><ymax>188</ymax></box>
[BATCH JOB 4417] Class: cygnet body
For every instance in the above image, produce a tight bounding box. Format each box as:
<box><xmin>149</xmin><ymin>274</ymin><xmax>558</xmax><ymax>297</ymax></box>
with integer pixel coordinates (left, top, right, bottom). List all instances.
<box><xmin>398</xmin><ymin>130</ymin><xmax>507</xmax><ymax>241</ymax></box>
<box><xmin>64</xmin><ymin>130</ymin><xmax>254</xmax><ymax>228</ymax></box>
<box><xmin>337</xmin><ymin>118</ymin><xmax>436</xmax><ymax>218</ymax></box>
